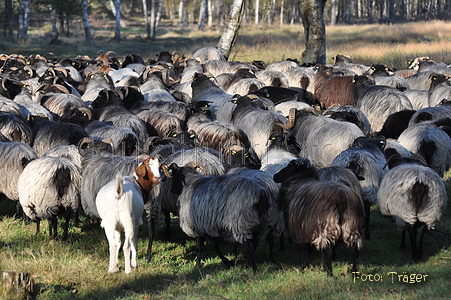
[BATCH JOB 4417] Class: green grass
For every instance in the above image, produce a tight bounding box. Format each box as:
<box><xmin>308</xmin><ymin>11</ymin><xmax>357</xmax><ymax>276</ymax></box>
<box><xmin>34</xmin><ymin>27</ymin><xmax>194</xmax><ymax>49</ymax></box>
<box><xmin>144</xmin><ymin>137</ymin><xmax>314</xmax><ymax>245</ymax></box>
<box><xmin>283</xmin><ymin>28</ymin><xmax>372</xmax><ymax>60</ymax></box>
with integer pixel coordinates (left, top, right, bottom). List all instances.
<box><xmin>1</xmin><ymin>181</ymin><xmax>451</xmax><ymax>300</ymax></box>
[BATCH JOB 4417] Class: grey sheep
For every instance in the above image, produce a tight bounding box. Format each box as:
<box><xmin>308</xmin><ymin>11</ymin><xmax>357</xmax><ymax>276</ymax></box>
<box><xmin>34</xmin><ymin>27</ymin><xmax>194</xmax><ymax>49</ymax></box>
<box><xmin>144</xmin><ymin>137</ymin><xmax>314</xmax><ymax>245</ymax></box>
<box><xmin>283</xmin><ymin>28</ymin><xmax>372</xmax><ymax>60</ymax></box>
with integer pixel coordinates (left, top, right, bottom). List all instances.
<box><xmin>352</xmin><ymin>75</ymin><xmax>413</xmax><ymax>133</ymax></box>
<box><xmin>167</xmin><ymin>162</ymin><xmax>277</xmax><ymax>274</ymax></box>
<box><xmin>18</xmin><ymin>156</ymin><xmax>82</xmax><ymax>240</ymax></box>
<box><xmin>332</xmin><ymin>136</ymin><xmax>387</xmax><ymax>239</ymax></box>
<box><xmin>278</xmin><ymin>108</ymin><xmax>365</xmax><ymax>168</ymax></box>
<box><xmin>397</xmin><ymin>118</ymin><xmax>451</xmax><ymax>177</ymax></box>
<box><xmin>377</xmin><ymin>154</ymin><xmax>447</xmax><ymax>261</ymax></box>
<box><xmin>0</xmin><ymin>142</ymin><xmax>38</xmax><ymax>201</ymax></box>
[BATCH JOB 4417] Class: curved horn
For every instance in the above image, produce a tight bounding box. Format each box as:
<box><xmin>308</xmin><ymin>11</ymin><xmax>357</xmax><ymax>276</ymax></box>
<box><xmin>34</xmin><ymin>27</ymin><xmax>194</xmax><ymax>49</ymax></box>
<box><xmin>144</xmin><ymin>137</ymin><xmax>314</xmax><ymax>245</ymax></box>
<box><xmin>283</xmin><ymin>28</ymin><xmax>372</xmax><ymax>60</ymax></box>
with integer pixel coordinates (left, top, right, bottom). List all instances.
<box><xmin>275</xmin><ymin>108</ymin><xmax>296</xmax><ymax>130</ymax></box>
<box><xmin>184</xmin><ymin>161</ymin><xmax>207</xmax><ymax>175</ymax></box>
<box><xmin>160</xmin><ymin>164</ymin><xmax>172</xmax><ymax>178</ymax></box>
<box><xmin>77</xmin><ymin>137</ymin><xmax>94</xmax><ymax>154</ymax></box>
<box><xmin>54</xmin><ymin>84</ymin><xmax>71</xmax><ymax>94</ymax></box>
<box><xmin>78</xmin><ymin>107</ymin><xmax>93</xmax><ymax>120</ymax></box>
<box><xmin>54</xmin><ymin>66</ymin><xmax>68</xmax><ymax>78</ymax></box>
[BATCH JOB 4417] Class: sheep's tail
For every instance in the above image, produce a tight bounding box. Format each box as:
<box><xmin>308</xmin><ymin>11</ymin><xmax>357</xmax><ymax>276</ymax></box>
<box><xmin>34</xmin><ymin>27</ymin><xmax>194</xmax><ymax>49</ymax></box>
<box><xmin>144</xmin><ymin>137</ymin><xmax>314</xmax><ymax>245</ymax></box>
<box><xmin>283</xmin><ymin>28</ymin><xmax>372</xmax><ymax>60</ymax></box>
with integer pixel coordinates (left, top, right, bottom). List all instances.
<box><xmin>412</xmin><ymin>182</ymin><xmax>429</xmax><ymax>214</ymax></box>
<box><xmin>340</xmin><ymin>189</ymin><xmax>365</xmax><ymax>251</ymax></box>
<box><xmin>115</xmin><ymin>173</ymin><xmax>123</xmax><ymax>200</ymax></box>
<box><xmin>54</xmin><ymin>166</ymin><xmax>71</xmax><ymax>199</ymax></box>
<box><xmin>417</xmin><ymin>140</ymin><xmax>435</xmax><ymax>168</ymax></box>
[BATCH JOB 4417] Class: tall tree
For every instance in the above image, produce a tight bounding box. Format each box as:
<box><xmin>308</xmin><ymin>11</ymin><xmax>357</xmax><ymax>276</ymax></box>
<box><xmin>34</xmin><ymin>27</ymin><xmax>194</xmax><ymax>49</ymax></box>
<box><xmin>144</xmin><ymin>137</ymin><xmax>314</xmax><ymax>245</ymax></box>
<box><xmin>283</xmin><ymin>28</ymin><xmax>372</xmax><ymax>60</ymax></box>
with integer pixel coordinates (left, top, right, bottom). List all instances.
<box><xmin>3</xmin><ymin>0</ymin><xmax>13</xmax><ymax>40</ymax></box>
<box><xmin>114</xmin><ymin>0</ymin><xmax>121</xmax><ymax>42</ymax></box>
<box><xmin>149</xmin><ymin>0</ymin><xmax>156</xmax><ymax>39</ymax></box>
<box><xmin>198</xmin><ymin>0</ymin><xmax>207</xmax><ymax>30</ymax></box>
<box><xmin>18</xmin><ymin>0</ymin><xmax>31</xmax><ymax>41</ymax></box>
<box><xmin>216</xmin><ymin>0</ymin><xmax>244</xmax><ymax>60</ymax></box>
<box><xmin>299</xmin><ymin>0</ymin><xmax>327</xmax><ymax>65</ymax></box>
<box><xmin>82</xmin><ymin>0</ymin><xmax>96</xmax><ymax>45</ymax></box>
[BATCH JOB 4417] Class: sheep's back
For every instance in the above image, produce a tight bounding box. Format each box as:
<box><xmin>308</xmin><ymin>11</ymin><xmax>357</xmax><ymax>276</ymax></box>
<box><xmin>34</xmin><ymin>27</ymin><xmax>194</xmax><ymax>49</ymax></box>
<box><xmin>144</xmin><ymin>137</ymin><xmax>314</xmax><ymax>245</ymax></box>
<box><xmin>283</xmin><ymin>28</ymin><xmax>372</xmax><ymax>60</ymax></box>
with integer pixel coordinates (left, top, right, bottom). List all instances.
<box><xmin>286</xmin><ymin>181</ymin><xmax>364</xmax><ymax>250</ymax></box>
<box><xmin>377</xmin><ymin>164</ymin><xmax>447</xmax><ymax>229</ymax></box>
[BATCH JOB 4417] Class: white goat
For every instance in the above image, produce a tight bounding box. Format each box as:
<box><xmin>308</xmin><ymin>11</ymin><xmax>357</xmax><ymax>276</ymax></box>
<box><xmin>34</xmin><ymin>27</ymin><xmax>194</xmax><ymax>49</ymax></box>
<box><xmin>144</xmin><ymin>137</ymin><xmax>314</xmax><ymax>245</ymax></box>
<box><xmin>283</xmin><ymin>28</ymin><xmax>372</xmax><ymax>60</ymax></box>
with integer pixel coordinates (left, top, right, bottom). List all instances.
<box><xmin>95</xmin><ymin>157</ymin><xmax>163</xmax><ymax>274</ymax></box>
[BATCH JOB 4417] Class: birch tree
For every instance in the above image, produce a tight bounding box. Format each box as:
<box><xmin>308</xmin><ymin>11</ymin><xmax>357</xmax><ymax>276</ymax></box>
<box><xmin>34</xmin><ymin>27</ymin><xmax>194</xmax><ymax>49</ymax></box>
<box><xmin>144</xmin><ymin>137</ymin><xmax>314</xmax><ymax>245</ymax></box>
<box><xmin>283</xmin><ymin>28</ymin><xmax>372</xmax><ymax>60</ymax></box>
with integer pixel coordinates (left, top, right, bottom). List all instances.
<box><xmin>216</xmin><ymin>0</ymin><xmax>244</xmax><ymax>60</ymax></box>
<box><xmin>82</xmin><ymin>0</ymin><xmax>95</xmax><ymax>45</ymax></box>
<box><xmin>18</xmin><ymin>0</ymin><xmax>31</xmax><ymax>41</ymax></box>
<box><xmin>114</xmin><ymin>0</ymin><xmax>121</xmax><ymax>42</ymax></box>
<box><xmin>198</xmin><ymin>0</ymin><xmax>207</xmax><ymax>30</ymax></box>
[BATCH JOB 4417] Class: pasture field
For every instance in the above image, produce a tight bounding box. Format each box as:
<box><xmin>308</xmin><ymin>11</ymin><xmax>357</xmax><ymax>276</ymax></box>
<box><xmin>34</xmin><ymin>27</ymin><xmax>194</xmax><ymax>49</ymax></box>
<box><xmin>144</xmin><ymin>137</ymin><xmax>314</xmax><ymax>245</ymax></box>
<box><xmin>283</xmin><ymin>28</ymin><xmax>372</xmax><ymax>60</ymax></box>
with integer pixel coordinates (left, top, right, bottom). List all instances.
<box><xmin>2</xmin><ymin>19</ymin><xmax>451</xmax><ymax>69</ymax></box>
<box><xmin>0</xmin><ymin>20</ymin><xmax>451</xmax><ymax>299</ymax></box>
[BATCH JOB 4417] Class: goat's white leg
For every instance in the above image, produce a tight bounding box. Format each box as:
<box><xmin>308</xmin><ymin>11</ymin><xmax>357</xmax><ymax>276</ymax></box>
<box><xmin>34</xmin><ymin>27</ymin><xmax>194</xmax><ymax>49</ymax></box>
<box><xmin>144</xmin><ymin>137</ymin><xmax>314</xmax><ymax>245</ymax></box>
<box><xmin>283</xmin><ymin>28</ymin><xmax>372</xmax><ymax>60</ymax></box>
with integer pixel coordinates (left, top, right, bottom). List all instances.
<box><xmin>130</xmin><ymin>225</ymin><xmax>139</xmax><ymax>269</ymax></box>
<box><xmin>105</xmin><ymin>226</ymin><xmax>120</xmax><ymax>273</ymax></box>
<box><xmin>123</xmin><ymin>231</ymin><xmax>132</xmax><ymax>274</ymax></box>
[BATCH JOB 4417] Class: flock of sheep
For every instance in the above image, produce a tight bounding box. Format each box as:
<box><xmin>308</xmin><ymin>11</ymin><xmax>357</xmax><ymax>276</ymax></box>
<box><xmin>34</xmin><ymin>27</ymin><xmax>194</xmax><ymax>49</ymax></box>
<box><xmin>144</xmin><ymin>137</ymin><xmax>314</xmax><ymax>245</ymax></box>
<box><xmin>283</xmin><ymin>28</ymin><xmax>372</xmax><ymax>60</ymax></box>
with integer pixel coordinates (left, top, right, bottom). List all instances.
<box><xmin>0</xmin><ymin>48</ymin><xmax>449</xmax><ymax>276</ymax></box>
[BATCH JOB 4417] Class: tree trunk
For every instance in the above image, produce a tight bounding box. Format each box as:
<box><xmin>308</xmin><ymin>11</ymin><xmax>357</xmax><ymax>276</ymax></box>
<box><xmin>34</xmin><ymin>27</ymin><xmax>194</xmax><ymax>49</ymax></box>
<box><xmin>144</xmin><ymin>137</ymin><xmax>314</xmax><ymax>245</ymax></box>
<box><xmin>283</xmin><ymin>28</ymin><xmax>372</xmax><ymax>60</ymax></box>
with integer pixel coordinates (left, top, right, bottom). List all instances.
<box><xmin>156</xmin><ymin>0</ymin><xmax>164</xmax><ymax>27</ymax></box>
<box><xmin>1</xmin><ymin>271</ymin><xmax>35</xmax><ymax>300</ymax></box>
<box><xmin>198</xmin><ymin>0</ymin><xmax>207</xmax><ymax>30</ymax></box>
<box><xmin>330</xmin><ymin>0</ymin><xmax>337</xmax><ymax>25</ymax></box>
<box><xmin>4</xmin><ymin>0</ymin><xmax>13</xmax><ymax>40</ymax></box>
<box><xmin>208</xmin><ymin>0</ymin><xmax>214</xmax><ymax>26</ymax></box>
<box><xmin>280</xmin><ymin>0</ymin><xmax>285</xmax><ymax>24</ymax></box>
<box><xmin>143</xmin><ymin>0</ymin><xmax>150</xmax><ymax>37</ymax></box>
<box><xmin>17</xmin><ymin>0</ymin><xmax>31</xmax><ymax>41</ymax></box>
<box><xmin>82</xmin><ymin>0</ymin><xmax>96</xmax><ymax>45</ymax></box>
<box><xmin>114</xmin><ymin>0</ymin><xmax>121</xmax><ymax>42</ymax></box>
<box><xmin>255</xmin><ymin>0</ymin><xmax>260</xmax><ymax>24</ymax></box>
<box><xmin>299</xmin><ymin>0</ymin><xmax>327</xmax><ymax>65</ymax></box>
<box><xmin>216</xmin><ymin>0</ymin><xmax>245</xmax><ymax>60</ymax></box>
<box><xmin>149</xmin><ymin>0</ymin><xmax>156</xmax><ymax>39</ymax></box>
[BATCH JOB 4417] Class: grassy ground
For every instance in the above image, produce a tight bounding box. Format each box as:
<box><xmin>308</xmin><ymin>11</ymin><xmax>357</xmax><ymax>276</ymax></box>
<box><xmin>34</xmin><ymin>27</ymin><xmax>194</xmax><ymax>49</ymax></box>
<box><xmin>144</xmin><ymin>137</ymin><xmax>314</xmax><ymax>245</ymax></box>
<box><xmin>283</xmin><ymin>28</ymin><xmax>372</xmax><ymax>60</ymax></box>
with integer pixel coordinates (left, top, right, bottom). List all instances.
<box><xmin>1</xmin><ymin>20</ymin><xmax>451</xmax><ymax>299</ymax></box>
<box><xmin>0</xmin><ymin>178</ymin><xmax>450</xmax><ymax>299</ymax></box>
<box><xmin>2</xmin><ymin>20</ymin><xmax>451</xmax><ymax>70</ymax></box>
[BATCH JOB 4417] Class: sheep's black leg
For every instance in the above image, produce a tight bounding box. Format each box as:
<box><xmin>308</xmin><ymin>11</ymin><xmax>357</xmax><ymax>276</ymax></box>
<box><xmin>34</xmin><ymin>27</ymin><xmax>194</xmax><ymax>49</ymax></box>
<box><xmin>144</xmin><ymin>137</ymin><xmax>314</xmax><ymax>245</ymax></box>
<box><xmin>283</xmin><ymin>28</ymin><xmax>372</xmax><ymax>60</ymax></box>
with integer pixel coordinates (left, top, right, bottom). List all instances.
<box><xmin>279</xmin><ymin>232</ymin><xmax>285</xmax><ymax>252</ymax></box>
<box><xmin>364</xmin><ymin>201</ymin><xmax>371</xmax><ymax>240</ymax></box>
<box><xmin>146</xmin><ymin>217</ymin><xmax>155</xmax><ymax>262</ymax></box>
<box><xmin>302</xmin><ymin>244</ymin><xmax>313</xmax><ymax>270</ymax></box>
<box><xmin>195</xmin><ymin>237</ymin><xmax>205</xmax><ymax>267</ymax></box>
<box><xmin>163</xmin><ymin>210</ymin><xmax>171</xmax><ymax>241</ymax></box>
<box><xmin>47</xmin><ymin>215</ymin><xmax>58</xmax><ymax>238</ymax></box>
<box><xmin>321</xmin><ymin>246</ymin><xmax>334</xmax><ymax>277</ymax></box>
<box><xmin>351</xmin><ymin>245</ymin><xmax>359</xmax><ymax>274</ymax></box>
<box><xmin>407</xmin><ymin>224</ymin><xmax>418</xmax><ymax>262</ymax></box>
<box><xmin>266</xmin><ymin>229</ymin><xmax>275</xmax><ymax>263</ymax></box>
<box><xmin>417</xmin><ymin>224</ymin><xmax>427</xmax><ymax>261</ymax></box>
<box><xmin>62</xmin><ymin>209</ymin><xmax>71</xmax><ymax>241</ymax></box>
<box><xmin>213</xmin><ymin>238</ymin><xmax>231</xmax><ymax>268</ymax></box>
<box><xmin>35</xmin><ymin>218</ymin><xmax>41</xmax><ymax>235</ymax></box>
<box><xmin>246</xmin><ymin>239</ymin><xmax>258</xmax><ymax>275</ymax></box>
<box><xmin>400</xmin><ymin>229</ymin><xmax>407</xmax><ymax>250</ymax></box>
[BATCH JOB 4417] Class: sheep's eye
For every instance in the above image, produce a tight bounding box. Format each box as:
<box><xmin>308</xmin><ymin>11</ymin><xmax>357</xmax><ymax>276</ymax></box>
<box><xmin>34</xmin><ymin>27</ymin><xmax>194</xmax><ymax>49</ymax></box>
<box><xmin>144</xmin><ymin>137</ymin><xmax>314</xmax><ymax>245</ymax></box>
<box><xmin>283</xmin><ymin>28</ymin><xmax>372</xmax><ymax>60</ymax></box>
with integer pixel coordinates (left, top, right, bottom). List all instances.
<box><xmin>189</xmin><ymin>134</ymin><xmax>195</xmax><ymax>139</ymax></box>
<box><xmin>245</xmin><ymin>153</ymin><xmax>250</xmax><ymax>158</ymax></box>
<box><xmin>172</xmin><ymin>133</ymin><xmax>177</xmax><ymax>137</ymax></box>
<box><xmin>27</xmin><ymin>61</ymin><xmax>31</xmax><ymax>65</ymax></box>
<box><xmin>231</xmin><ymin>150</ymin><xmax>237</xmax><ymax>155</ymax></box>
<box><xmin>41</xmin><ymin>91</ymin><xmax>46</xmax><ymax>94</ymax></box>
<box><xmin>90</xmin><ymin>74</ymin><xmax>95</xmax><ymax>78</ymax></box>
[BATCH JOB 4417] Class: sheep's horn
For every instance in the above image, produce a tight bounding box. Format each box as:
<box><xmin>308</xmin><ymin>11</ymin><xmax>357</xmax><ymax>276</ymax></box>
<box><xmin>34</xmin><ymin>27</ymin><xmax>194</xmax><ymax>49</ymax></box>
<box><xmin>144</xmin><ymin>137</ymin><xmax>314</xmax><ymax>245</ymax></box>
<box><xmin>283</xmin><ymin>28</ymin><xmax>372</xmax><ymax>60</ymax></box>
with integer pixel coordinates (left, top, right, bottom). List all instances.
<box><xmin>78</xmin><ymin>107</ymin><xmax>93</xmax><ymax>120</ymax></box>
<box><xmin>77</xmin><ymin>137</ymin><xmax>94</xmax><ymax>154</ymax></box>
<box><xmin>54</xmin><ymin>66</ymin><xmax>68</xmax><ymax>78</ymax></box>
<box><xmin>161</xmin><ymin>164</ymin><xmax>172</xmax><ymax>178</ymax></box>
<box><xmin>54</xmin><ymin>84</ymin><xmax>70</xmax><ymax>94</ymax></box>
<box><xmin>184</xmin><ymin>161</ymin><xmax>207</xmax><ymax>175</ymax></box>
<box><xmin>275</xmin><ymin>108</ymin><xmax>296</xmax><ymax>130</ymax></box>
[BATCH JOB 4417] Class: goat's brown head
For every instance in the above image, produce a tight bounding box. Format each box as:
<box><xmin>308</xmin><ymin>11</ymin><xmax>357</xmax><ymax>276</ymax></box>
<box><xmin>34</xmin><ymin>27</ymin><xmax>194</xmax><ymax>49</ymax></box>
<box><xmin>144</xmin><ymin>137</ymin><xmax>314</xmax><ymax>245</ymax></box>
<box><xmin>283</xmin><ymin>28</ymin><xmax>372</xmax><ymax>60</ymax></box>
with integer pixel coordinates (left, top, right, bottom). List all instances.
<box><xmin>135</xmin><ymin>157</ymin><xmax>171</xmax><ymax>192</ymax></box>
